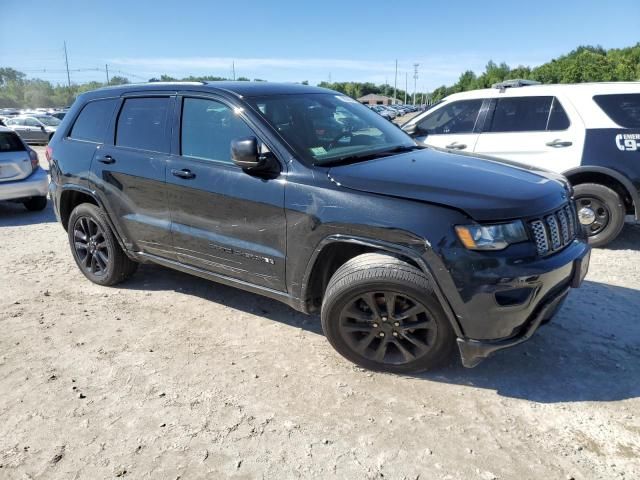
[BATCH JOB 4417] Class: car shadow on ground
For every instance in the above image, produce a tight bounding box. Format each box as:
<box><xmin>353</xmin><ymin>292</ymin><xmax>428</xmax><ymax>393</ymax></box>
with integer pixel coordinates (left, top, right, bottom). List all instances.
<box><xmin>605</xmin><ymin>223</ymin><xmax>640</xmax><ymax>251</ymax></box>
<box><xmin>0</xmin><ymin>200</ymin><xmax>57</xmax><ymax>227</ymax></box>
<box><xmin>123</xmin><ymin>263</ymin><xmax>639</xmax><ymax>404</ymax></box>
<box><xmin>417</xmin><ymin>278</ymin><xmax>640</xmax><ymax>403</ymax></box>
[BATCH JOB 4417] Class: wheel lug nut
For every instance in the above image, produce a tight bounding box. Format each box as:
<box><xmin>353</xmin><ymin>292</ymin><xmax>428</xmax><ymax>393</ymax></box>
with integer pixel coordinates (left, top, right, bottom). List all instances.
<box><xmin>372</xmin><ymin>323</ymin><xmax>379</xmax><ymax>328</ymax></box>
<box><xmin>394</xmin><ymin>322</ymin><xmax>400</xmax><ymax>327</ymax></box>
<box><xmin>381</xmin><ymin>317</ymin><xmax>388</xmax><ymax>322</ymax></box>
<box><xmin>379</xmin><ymin>332</ymin><xmax>385</xmax><ymax>337</ymax></box>
<box><xmin>392</xmin><ymin>331</ymin><xmax>399</xmax><ymax>337</ymax></box>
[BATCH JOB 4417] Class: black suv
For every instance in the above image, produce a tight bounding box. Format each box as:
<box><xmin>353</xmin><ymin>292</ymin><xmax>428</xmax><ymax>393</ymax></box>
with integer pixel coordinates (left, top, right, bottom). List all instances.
<box><xmin>48</xmin><ymin>82</ymin><xmax>590</xmax><ymax>372</ymax></box>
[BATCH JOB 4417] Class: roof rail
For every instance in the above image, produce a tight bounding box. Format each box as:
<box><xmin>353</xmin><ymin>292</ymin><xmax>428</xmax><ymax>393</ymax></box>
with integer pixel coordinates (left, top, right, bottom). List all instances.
<box><xmin>492</xmin><ymin>79</ymin><xmax>541</xmax><ymax>91</ymax></box>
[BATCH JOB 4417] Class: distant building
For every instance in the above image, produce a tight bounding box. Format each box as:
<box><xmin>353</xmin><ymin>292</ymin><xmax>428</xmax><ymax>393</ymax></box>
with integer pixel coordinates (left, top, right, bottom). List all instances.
<box><xmin>357</xmin><ymin>94</ymin><xmax>399</xmax><ymax>105</ymax></box>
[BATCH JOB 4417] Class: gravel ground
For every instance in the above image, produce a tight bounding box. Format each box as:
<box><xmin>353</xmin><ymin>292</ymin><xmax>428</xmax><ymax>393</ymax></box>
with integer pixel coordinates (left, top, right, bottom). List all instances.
<box><xmin>0</xmin><ymin>147</ymin><xmax>638</xmax><ymax>479</ymax></box>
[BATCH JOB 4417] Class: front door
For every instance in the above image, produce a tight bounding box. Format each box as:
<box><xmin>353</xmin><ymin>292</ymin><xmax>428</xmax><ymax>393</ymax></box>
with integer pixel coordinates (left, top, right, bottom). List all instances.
<box><xmin>90</xmin><ymin>95</ymin><xmax>175</xmax><ymax>257</ymax></box>
<box><xmin>473</xmin><ymin>95</ymin><xmax>584</xmax><ymax>172</ymax></box>
<box><xmin>412</xmin><ymin>99</ymin><xmax>485</xmax><ymax>153</ymax></box>
<box><xmin>166</xmin><ymin>95</ymin><xmax>286</xmax><ymax>291</ymax></box>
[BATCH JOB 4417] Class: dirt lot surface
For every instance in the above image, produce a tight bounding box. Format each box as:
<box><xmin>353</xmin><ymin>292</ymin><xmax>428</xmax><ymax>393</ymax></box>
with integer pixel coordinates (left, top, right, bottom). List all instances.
<box><xmin>1</xmin><ymin>147</ymin><xmax>639</xmax><ymax>479</ymax></box>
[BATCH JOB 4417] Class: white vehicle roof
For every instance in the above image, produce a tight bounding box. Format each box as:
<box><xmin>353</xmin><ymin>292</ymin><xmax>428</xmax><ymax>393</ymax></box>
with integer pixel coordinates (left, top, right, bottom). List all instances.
<box><xmin>414</xmin><ymin>82</ymin><xmax>640</xmax><ymax>129</ymax></box>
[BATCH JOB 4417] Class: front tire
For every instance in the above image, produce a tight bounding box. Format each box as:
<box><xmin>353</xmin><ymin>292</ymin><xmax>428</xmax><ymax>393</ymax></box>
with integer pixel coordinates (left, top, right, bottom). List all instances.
<box><xmin>68</xmin><ymin>203</ymin><xmax>138</xmax><ymax>286</ymax></box>
<box><xmin>23</xmin><ymin>196</ymin><xmax>47</xmax><ymax>211</ymax></box>
<box><xmin>321</xmin><ymin>253</ymin><xmax>454</xmax><ymax>373</ymax></box>
<box><xmin>573</xmin><ymin>183</ymin><xmax>625</xmax><ymax>248</ymax></box>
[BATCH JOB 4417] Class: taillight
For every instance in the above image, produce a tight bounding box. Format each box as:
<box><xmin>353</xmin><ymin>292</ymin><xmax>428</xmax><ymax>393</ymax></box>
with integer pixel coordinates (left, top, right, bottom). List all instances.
<box><xmin>45</xmin><ymin>145</ymin><xmax>52</xmax><ymax>163</ymax></box>
<box><xmin>29</xmin><ymin>149</ymin><xmax>39</xmax><ymax>171</ymax></box>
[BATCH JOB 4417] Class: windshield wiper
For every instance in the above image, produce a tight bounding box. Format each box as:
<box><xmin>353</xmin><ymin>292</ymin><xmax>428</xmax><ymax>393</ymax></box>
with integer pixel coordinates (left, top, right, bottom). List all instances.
<box><xmin>318</xmin><ymin>144</ymin><xmax>423</xmax><ymax>167</ymax></box>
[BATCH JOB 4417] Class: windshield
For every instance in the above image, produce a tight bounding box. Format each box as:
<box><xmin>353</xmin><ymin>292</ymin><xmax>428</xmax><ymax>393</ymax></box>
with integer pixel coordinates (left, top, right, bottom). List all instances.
<box><xmin>36</xmin><ymin>116</ymin><xmax>61</xmax><ymax>126</ymax></box>
<box><xmin>245</xmin><ymin>93</ymin><xmax>415</xmax><ymax>165</ymax></box>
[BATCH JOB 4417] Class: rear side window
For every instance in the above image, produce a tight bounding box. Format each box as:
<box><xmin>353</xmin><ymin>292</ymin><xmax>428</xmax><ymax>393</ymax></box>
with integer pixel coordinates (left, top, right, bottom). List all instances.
<box><xmin>0</xmin><ymin>132</ymin><xmax>25</xmax><ymax>152</ymax></box>
<box><xmin>417</xmin><ymin>99</ymin><xmax>483</xmax><ymax>135</ymax></box>
<box><xmin>181</xmin><ymin>97</ymin><xmax>254</xmax><ymax>164</ymax></box>
<box><xmin>594</xmin><ymin>94</ymin><xmax>640</xmax><ymax>128</ymax></box>
<box><xmin>489</xmin><ymin>96</ymin><xmax>569</xmax><ymax>132</ymax></box>
<box><xmin>116</xmin><ymin>97</ymin><xmax>170</xmax><ymax>152</ymax></box>
<box><xmin>69</xmin><ymin>99</ymin><xmax>117</xmax><ymax>143</ymax></box>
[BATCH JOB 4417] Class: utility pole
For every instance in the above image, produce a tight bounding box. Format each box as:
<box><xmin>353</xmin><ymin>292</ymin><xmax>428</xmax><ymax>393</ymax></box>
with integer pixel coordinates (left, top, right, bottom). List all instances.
<box><xmin>393</xmin><ymin>60</ymin><xmax>398</xmax><ymax>105</ymax></box>
<box><xmin>328</xmin><ymin>72</ymin><xmax>332</xmax><ymax>84</ymax></box>
<box><xmin>404</xmin><ymin>72</ymin><xmax>408</xmax><ymax>104</ymax></box>
<box><xmin>105</xmin><ymin>64</ymin><xmax>110</xmax><ymax>84</ymax></box>
<box><xmin>63</xmin><ymin>41</ymin><xmax>71</xmax><ymax>88</ymax></box>
<box><xmin>232</xmin><ymin>61</ymin><xmax>236</xmax><ymax>80</ymax></box>
<box><xmin>413</xmin><ymin>63</ymin><xmax>419</xmax><ymax>105</ymax></box>
<box><xmin>384</xmin><ymin>76</ymin><xmax>388</xmax><ymax>97</ymax></box>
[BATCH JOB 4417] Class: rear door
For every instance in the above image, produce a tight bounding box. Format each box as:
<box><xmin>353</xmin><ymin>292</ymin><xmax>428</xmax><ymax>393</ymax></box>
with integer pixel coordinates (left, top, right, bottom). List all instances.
<box><xmin>166</xmin><ymin>94</ymin><xmax>286</xmax><ymax>291</ymax></box>
<box><xmin>24</xmin><ymin>117</ymin><xmax>45</xmax><ymax>142</ymax></box>
<box><xmin>7</xmin><ymin>117</ymin><xmax>30</xmax><ymax>141</ymax></box>
<box><xmin>91</xmin><ymin>94</ymin><xmax>175</xmax><ymax>258</ymax></box>
<box><xmin>473</xmin><ymin>95</ymin><xmax>584</xmax><ymax>172</ymax></box>
<box><xmin>412</xmin><ymin>99</ymin><xmax>486</xmax><ymax>152</ymax></box>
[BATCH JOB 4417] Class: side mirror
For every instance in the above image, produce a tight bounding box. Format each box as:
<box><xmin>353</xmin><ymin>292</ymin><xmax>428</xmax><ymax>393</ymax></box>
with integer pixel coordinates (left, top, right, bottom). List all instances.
<box><xmin>40</xmin><ymin>125</ymin><xmax>46</xmax><ymax>132</ymax></box>
<box><xmin>402</xmin><ymin>123</ymin><xmax>427</xmax><ymax>138</ymax></box>
<box><xmin>231</xmin><ymin>136</ymin><xmax>279</xmax><ymax>174</ymax></box>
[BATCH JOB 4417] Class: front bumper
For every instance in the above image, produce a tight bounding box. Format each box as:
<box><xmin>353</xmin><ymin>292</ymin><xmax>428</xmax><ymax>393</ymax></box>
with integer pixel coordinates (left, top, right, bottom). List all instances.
<box><xmin>453</xmin><ymin>245</ymin><xmax>591</xmax><ymax>367</ymax></box>
<box><xmin>0</xmin><ymin>167</ymin><xmax>49</xmax><ymax>201</ymax></box>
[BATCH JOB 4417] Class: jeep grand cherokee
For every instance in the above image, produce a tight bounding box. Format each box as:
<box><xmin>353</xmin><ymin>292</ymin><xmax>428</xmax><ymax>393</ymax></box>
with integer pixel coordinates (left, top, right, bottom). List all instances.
<box><xmin>47</xmin><ymin>82</ymin><xmax>590</xmax><ymax>372</ymax></box>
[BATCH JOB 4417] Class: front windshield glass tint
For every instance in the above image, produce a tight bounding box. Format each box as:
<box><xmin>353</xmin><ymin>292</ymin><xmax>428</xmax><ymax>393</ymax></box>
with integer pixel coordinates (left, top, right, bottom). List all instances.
<box><xmin>245</xmin><ymin>93</ymin><xmax>414</xmax><ymax>165</ymax></box>
<box><xmin>36</xmin><ymin>116</ymin><xmax>61</xmax><ymax>126</ymax></box>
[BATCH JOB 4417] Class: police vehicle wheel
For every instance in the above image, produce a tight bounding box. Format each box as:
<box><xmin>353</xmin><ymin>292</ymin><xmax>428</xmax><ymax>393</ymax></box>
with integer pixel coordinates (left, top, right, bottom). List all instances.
<box><xmin>321</xmin><ymin>253</ymin><xmax>455</xmax><ymax>373</ymax></box>
<box><xmin>573</xmin><ymin>183</ymin><xmax>625</xmax><ymax>248</ymax></box>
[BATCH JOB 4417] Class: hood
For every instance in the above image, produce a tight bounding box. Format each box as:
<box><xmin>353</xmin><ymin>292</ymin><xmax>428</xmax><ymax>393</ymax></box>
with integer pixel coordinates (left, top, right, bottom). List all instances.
<box><xmin>327</xmin><ymin>148</ymin><xmax>570</xmax><ymax>221</ymax></box>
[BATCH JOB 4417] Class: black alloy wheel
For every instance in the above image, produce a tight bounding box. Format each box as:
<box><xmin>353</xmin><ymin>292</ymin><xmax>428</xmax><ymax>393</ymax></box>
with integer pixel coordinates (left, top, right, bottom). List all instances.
<box><xmin>337</xmin><ymin>290</ymin><xmax>437</xmax><ymax>365</ymax></box>
<box><xmin>73</xmin><ymin>216</ymin><xmax>110</xmax><ymax>276</ymax></box>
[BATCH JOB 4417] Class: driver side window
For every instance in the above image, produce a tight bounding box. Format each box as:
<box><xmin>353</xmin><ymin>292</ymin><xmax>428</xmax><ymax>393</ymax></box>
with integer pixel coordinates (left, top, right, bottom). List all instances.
<box><xmin>417</xmin><ymin>100</ymin><xmax>483</xmax><ymax>135</ymax></box>
<box><xmin>24</xmin><ymin>118</ymin><xmax>40</xmax><ymax>127</ymax></box>
<box><xmin>181</xmin><ymin>97</ymin><xmax>255</xmax><ymax>164</ymax></box>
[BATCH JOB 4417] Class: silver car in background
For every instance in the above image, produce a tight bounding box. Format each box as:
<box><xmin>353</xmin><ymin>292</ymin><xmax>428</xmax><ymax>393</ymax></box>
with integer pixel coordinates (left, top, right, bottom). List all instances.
<box><xmin>5</xmin><ymin>114</ymin><xmax>60</xmax><ymax>144</ymax></box>
<box><xmin>0</xmin><ymin>126</ymin><xmax>48</xmax><ymax>211</ymax></box>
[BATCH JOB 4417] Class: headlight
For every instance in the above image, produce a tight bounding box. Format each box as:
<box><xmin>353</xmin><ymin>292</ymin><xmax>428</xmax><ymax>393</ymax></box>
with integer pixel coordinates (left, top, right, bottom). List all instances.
<box><xmin>455</xmin><ymin>221</ymin><xmax>528</xmax><ymax>251</ymax></box>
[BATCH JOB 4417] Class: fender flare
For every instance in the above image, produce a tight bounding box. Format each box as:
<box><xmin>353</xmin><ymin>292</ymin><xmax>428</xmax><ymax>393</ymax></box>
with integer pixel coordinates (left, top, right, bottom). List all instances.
<box><xmin>563</xmin><ymin>166</ymin><xmax>639</xmax><ymax>220</ymax></box>
<box><xmin>58</xmin><ymin>184</ymin><xmax>131</xmax><ymax>255</ymax></box>
<box><xmin>300</xmin><ymin>234</ymin><xmax>464</xmax><ymax>337</ymax></box>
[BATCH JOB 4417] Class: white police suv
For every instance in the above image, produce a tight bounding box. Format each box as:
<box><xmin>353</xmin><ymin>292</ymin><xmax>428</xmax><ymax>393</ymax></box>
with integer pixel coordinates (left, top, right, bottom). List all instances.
<box><xmin>402</xmin><ymin>81</ymin><xmax>640</xmax><ymax>247</ymax></box>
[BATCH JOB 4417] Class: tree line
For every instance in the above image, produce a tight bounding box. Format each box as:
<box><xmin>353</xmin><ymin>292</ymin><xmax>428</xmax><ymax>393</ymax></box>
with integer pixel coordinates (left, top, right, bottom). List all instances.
<box><xmin>1</xmin><ymin>43</ymin><xmax>638</xmax><ymax>108</ymax></box>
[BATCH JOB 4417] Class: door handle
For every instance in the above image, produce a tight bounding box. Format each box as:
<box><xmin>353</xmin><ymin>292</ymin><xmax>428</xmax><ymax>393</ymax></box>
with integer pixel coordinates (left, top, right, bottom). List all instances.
<box><xmin>98</xmin><ymin>155</ymin><xmax>115</xmax><ymax>164</ymax></box>
<box><xmin>546</xmin><ymin>139</ymin><xmax>573</xmax><ymax>148</ymax></box>
<box><xmin>171</xmin><ymin>168</ymin><xmax>196</xmax><ymax>179</ymax></box>
<box><xmin>445</xmin><ymin>142</ymin><xmax>467</xmax><ymax>150</ymax></box>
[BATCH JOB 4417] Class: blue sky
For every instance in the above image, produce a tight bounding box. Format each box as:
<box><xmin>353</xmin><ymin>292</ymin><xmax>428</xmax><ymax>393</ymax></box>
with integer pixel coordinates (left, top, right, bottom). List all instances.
<box><xmin>1</xmin><ymin>0</ymin><xmax>638</xmax><ymax>89</ymax></box>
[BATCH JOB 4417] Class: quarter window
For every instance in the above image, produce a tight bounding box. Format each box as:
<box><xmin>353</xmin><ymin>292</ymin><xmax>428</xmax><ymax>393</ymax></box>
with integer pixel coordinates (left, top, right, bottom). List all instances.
<box><xmin>181</xmin><ymin>97</ymin><xmax>254</xmax><ymax>164</ymax></box>
<box><xmin>416</xmin><ymin>100</ymin><xmax>483</xmax><ymax>135</ymax></box>
<box><xmin>69</xmin><ymin>98</ymin><xmax>117</xmax><ymax>143</ymax></box>
<box><xmin>488</xmin><ymin>96</ymin><xmax>569</xmax><ymax>132</ymax></box>
<box><xmin>116</xmin><ymin>97</ymin><xmax>170</xmax><ymax>152</ymax></box>
<box><xmin>593</xmin><ymin>94</ymin><xmax>640</xmax><ymax>128</ymax></box>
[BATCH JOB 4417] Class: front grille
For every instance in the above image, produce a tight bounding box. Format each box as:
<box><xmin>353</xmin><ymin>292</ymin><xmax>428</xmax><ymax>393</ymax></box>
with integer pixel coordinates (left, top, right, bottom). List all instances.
<box><xmin>529</xmin><ymin>203</ymin><xmax>578</xmax><ymax>256</ymax></box>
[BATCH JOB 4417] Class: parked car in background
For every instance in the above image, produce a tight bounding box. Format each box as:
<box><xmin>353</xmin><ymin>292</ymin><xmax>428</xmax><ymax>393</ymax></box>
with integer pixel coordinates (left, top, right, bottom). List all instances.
<box><xmin>50</xmin><ymin>111</ymin><xmax>68</xmax><ymax>121</ymax></box>
<box><xmin>368</xmin><ymin>105</ymin><xmax>394</xmax><ymax>120</ymax></box>
<box><xmin>48</xmin><ymin>82</ymin><xmax>590</xmax><ymax>372</ymax></box>
<box><xmin>0</xmin><ymin>126</ymin><xmax>48</xmax><ymax>211</ymax></box>
<box><xmin>5</xmin><ymin>114</ymin><xmax>60</xmax><ymax>144</ymax></box>
<box><xmin>402</xmin><ymin>80</ymin><xmax>640</xmax><ymax>246</ymax></box>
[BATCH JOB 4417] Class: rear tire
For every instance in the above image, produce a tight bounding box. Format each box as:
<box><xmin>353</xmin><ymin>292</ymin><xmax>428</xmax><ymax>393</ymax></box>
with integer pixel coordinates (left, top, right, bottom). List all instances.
<box><xmin>573</xmin><ymin>183</ymin><xmax>625</xmax><ymax>248</ymax></box>
<box><xmin>321</xmin><ymin>253</ymin><xmax>454</xmax><ymax>373</ymax></box>
<box><xmin>23</xmin><ymin>196</ymin><xmax>47</xmax><ymax>211</ymax></box>
<box><xmin>68</xmin><ymin>203</ymin><xmax>138</xmax><ymax>286</ymax></box>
